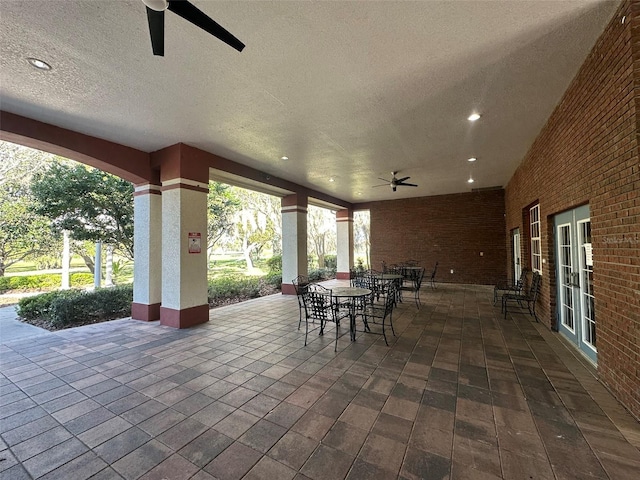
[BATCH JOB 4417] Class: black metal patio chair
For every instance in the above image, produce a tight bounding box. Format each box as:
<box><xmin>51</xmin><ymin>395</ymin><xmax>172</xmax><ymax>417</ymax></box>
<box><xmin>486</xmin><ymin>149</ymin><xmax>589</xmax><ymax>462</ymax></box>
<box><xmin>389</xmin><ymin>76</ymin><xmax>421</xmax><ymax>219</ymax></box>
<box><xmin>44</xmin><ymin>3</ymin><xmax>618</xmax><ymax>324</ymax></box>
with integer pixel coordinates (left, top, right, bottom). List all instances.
<box><xmin>502</xmin><ymin>271</ymin><xmax>541</xmax><ymax>322</ymax></box>
<box><xmin>400</xmin><ymin>266</ymin><xmax>425</xmax><ymax>308</ymax></box>
<box><xmin>429</xmin><ymin>261</ymin><xmax>438</xmax><ymax>289</ymax></box>
<box><xmin>293</xmin><ymin>275</ymin><xmax>310</xmax><ymax>329</ymax></box>
<box><xmin>302</xmin><ymin>283</ymin><xmax>349</xmax><ymax>352</ymax></box>
<box><xmin>493</xmin><ymin>268</ymin><xmax>529</xmax><ymax>306</ymax></box>
<box><xmin>361</xmin><ymin>283</ymin><xmax>397</xmax><ymax>346</ymax></box>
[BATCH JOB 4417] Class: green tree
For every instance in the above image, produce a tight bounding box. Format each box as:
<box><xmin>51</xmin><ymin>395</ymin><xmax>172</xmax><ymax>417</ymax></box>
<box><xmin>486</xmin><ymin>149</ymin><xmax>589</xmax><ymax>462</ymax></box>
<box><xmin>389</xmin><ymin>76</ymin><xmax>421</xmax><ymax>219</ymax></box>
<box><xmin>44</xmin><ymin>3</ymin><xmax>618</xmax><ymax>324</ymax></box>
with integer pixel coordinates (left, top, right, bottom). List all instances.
<box><xmin>307</xmin><ymin>206</ymin><xmax>337</xmax><ymax>269</ymax></box>
<box><xmin>0</xmin><ymin>141</ymin><xmax>55</xmax><ymax>185</ymax></box>
<box><xmin>230</xmin><ymin>188</ymin><xmax>281</xmax><ymax>270</ymax></box>
<box><xmin>0</xmin><ymin>182</ymin><xmax>55</xmax><ymax>276</ymax></box>
<box><xmin>0</xmin><ymin>142</ymin><xmax>60</xmax><ymax>276</ymax></box>
<box><xmin>207</xmin><ymin>182</ymin><xmax>241</xmax><ymax>258</ymax></box>
<box><xmin>354</xmin><ymin>210</ymin><xmax>370</xmax><ymax>268</ymax></box>
<box><xmin>31</xmin><ymin>163</ymin><xmax>135</xmax><ymax>260</ymax></box>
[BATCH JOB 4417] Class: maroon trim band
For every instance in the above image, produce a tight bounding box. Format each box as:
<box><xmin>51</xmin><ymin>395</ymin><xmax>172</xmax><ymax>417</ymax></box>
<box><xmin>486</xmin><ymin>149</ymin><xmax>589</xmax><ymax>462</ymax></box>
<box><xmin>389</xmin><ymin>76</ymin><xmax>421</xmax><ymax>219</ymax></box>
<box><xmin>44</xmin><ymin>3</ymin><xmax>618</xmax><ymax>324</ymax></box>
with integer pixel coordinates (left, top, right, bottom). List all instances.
<box><xmin>133</xmin><ymin>190</ymin><xmax>162</xmax><ymax>197</ymax></box>
<box><xmin>131</xmin><ymin>302</ymin><xmax>161</xmax><ymax>321</ymax></box>
<box><xmin>160</xmin><ymin>304</ymin><xmax>209</xmax><ymax>328</ymax></box>
<box><xmin>162</xmin><ymin>183</ymin><xmax>208</xmax><ymax>194</ymax></box>
<box><xmin>281</xmin><ymin>207</ymin><xmax>307</xmax><ymax>214</ymax></box>
<box><xmin>281</xmin><ymin>283</ymin><xmax>296</xmax><ymax>295</ymax></box>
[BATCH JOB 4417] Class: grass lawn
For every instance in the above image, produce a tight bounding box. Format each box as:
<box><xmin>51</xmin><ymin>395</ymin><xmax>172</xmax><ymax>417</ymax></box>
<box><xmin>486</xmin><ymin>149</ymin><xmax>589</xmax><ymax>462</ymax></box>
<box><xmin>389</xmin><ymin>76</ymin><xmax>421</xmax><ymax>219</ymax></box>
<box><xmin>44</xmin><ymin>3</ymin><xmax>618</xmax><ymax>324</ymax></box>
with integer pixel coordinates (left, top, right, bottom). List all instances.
<box><xmin>208</xmin><ymin>255</ymin><xmax>268</xmax><ymax>277</ymax></box>
<box><xmin>6</xmin><ymin>257</ymin><xmax>89</xmax><ymax>275</ymax></box>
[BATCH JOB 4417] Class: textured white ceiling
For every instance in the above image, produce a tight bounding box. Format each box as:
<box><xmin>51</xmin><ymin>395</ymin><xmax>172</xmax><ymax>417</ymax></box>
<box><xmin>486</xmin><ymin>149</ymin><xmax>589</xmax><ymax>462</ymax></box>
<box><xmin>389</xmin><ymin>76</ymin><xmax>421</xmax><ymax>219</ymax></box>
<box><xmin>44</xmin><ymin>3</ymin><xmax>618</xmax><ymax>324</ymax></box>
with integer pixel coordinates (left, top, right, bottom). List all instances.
<box><xmin>0</xmin><ymin>0</ymin><xmax>621</xmax><ymax>202</ymax></box>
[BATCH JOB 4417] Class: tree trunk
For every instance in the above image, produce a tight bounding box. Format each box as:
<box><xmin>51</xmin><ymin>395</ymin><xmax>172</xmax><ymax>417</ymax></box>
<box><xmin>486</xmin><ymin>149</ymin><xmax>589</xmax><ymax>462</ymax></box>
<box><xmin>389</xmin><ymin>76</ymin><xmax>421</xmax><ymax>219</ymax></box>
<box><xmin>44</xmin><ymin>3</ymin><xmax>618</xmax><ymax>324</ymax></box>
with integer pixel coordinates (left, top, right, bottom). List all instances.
<box><xmin>242</xmin><ymin>236</ymin><xmax>254</xmax><ymax>270</ymax></box>
<box><xmin>0</xmin><ymin>262</ymin><xmax>5</xmax><ymax>277</ymax></box>
<box><xmin>79</xmin><ymin>253</ymin><xmax>95</xmax><ymax>274</ymax></box>
<box><xmin>365</xmin><ymin>243</ymin><xmax>370</xmax><ymax>269</ymax></box>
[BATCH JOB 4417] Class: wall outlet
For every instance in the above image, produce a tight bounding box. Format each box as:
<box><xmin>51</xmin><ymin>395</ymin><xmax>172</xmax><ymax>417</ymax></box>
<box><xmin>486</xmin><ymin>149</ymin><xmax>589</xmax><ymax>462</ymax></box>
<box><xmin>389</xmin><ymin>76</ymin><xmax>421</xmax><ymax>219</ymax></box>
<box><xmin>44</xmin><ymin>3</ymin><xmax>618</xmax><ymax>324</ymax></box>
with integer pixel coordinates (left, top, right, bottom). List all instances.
<box><xmin>450</xmin><ymin>269</ymin><xmax>454</xmax><ymax>274</ymax></box>
<box><xmin>480</xmin><ymin>252</ymin><xmax>484</xmax><ymax>256</ymax></box>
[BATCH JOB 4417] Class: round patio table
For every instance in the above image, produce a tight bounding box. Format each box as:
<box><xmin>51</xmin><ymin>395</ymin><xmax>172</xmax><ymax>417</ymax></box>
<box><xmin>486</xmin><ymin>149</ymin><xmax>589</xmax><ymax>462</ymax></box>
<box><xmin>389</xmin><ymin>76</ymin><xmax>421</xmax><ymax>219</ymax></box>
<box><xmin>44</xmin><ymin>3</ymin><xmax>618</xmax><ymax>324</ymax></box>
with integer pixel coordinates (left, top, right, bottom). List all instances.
<box><xmin>372</xmin><ymin>273</ymin><xmax>403</xmax><ymax>281</ymax></box>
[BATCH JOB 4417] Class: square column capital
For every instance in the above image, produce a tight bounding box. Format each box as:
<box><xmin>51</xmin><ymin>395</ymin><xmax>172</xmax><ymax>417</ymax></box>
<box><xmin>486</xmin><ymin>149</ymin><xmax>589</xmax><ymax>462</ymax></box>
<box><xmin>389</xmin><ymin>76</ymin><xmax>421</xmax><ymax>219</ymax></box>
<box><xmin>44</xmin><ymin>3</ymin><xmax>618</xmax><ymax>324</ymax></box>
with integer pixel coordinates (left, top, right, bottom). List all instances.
<box><xmin>282</xmin><ymin>194</ymin><xmax>308</xmax><ymax>210</ymax></box>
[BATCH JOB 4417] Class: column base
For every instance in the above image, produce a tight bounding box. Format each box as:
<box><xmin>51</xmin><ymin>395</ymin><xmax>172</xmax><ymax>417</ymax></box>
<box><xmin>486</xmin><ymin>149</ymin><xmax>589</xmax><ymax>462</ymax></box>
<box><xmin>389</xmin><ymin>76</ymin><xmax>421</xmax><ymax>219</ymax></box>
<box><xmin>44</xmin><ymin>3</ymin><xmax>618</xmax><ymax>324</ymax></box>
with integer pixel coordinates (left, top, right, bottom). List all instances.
<box><xmin>131</xmin><ymin>302</ymin><xmax>161</xmax><ymax>321</ymax></box>
<box><xmin>160</xmin><ymin>304</ymin><xmax>209</xmax><ymax>328</ymax></box>
<box><xmin>336</xmin><ymin>271</ymin><xmax>351</xmax><ymax>280</ymax></box>
<box><xmin>281</xmin><ymin>283</ymin><xmax>296</xmax><ymax>295</ymax></box>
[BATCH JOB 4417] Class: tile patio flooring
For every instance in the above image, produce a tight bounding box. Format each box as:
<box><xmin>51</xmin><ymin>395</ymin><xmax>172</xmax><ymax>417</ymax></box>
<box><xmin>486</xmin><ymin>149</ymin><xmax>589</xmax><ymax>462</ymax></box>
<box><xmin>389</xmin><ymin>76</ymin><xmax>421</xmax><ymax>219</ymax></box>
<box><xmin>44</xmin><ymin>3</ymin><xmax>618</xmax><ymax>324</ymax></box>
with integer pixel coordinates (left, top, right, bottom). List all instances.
<box><xmin>1</xmin><ymin>282</ymin><xmax>639</xmax><ymax>480</ymax></box>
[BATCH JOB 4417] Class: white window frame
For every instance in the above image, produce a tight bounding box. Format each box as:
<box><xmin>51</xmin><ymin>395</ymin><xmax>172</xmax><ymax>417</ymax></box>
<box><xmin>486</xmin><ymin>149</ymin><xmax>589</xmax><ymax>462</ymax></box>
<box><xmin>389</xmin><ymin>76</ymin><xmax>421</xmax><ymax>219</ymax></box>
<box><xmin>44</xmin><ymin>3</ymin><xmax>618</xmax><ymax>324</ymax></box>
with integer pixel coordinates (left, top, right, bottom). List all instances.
<box><xmin>530</xmin><ymin>204</ymin><xmax>542</xmax><ymax>274</ymax></box>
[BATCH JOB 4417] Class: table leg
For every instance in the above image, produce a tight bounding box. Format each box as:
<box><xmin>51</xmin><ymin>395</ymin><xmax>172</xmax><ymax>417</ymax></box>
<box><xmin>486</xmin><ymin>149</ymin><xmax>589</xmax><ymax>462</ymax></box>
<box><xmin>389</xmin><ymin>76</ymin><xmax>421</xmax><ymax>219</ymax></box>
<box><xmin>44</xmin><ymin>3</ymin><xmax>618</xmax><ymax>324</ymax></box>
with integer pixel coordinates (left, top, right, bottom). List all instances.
<box><xmin>350</xmin><ymin>302</ymin><xmax>356</xmax><ymax>341</ymax></box>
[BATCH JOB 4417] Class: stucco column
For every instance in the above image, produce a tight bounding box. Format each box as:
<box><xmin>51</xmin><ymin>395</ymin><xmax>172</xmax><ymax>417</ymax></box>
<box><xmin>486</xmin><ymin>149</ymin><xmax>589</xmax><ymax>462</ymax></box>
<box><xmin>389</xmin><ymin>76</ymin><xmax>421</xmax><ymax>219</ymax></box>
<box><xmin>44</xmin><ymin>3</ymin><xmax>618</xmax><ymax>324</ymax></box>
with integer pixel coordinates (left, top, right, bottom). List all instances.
<box><xmin>281</xmin><ymin>194</ymin><xmax>308</xmax><ymax>295</ymax></box>
<box><xmin>157</xmin><ymin>145</ymin><xmax>209</xmax><ymax>328</ymax></box>
<box><xmin>132</xmin><ymin>183</ymin><xmax>162</xmax><ymax>321</ymax></box>
<box><xmin>336</xmin><ymin>209</ymin><xmax>354</xmax><ymax>279</ymax></box>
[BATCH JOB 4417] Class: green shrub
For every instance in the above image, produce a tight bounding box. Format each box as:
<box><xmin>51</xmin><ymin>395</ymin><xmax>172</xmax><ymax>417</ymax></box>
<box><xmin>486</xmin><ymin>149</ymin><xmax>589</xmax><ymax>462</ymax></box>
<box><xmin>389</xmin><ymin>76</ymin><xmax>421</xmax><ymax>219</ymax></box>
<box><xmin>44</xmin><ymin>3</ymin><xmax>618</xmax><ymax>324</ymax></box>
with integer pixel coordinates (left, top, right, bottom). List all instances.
<box><xmin>266</xmin><ymin>255</ymin><xmax>282</xmax><ymax>274</ymax></box>
<box><xmin>207</xmin><ymin>276</ymin><xmax>262</xmax><ymax>303</ymax></box>
<box><xmin>17</xmin><ymin>285</ymin><xmax>133</xmax><ymax>327</ymax></box>
<box><xmin>265</xmin><ymin>272</ymin><xmax>282</xmax><ymax>289</ymax></box>
<box><xmin>17</xmin><ymin>290</ymin><xmax>77</xmax><ymax>320</ymax></box>
<box><xmin>324</xmin><ymin>255</ymin><xmax>337</xmax><ymax>270</ymax></box>
<box><xmin>0</xmin><ymin>273</ymin><xmax>94</xmax><ymax>292</ymax></box>
<box><xmin>308</xmin><ymin>268</ymin><xmax>333</xmax><ymax>282</ymax></box>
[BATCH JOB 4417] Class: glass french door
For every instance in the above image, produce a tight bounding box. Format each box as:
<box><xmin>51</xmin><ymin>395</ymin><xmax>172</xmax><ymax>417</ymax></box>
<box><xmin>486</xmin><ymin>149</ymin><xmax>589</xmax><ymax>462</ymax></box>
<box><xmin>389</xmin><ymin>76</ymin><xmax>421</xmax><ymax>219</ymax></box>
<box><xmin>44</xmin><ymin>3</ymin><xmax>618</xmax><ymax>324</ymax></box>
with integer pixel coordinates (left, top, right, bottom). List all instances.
<box><xmin>554</xmin><ymin>205</ymin><xmax>596</xmax><ymax>363</ymax></box>
<box><xmin>512</xmin><ymin>228</ymin><xmax>521</xmax><ymax>282</ymax></box>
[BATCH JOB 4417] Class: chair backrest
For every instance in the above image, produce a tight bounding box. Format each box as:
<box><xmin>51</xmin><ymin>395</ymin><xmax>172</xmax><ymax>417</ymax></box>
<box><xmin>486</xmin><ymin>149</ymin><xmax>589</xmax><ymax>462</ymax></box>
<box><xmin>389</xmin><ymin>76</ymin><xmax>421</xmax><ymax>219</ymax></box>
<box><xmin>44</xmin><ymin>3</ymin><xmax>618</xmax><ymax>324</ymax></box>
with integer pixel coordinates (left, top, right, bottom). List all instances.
<box><xmin>383</xmin><ymin>284</ymin><xmax>397</xmax><ymax>315</ymax></box>
<box><xmin>292</xmin><ymin>275</ymin><xmax>309</xmax><ymax>295</ymax></box>
<box><xmin>388</xmin><ymin>264</ymin><xmax>402</xmax><ymax>275</ymax></box>
<box><xmin>515</xmin><ymin>268</ymin><xmax>529</xmax><ymax>290</ymax></box>
<box><xmin>430</xmin><ymin>262</ymin><xmax>438</xmax><ymax>280</ymax></box>
<box><xmin>527</xmin><ymin>272</ymin><xmax>541</xmax><ymax>300</ymax></box>
<box><xmin>414</xmin><ymin>267</ymin><xmax>426</xmax><ymax>289</ymax></box>
<box><xmin>305</xmin><ymin>284</ymin><xmax>334</xmax><ymax>321</ymax></box>
<box><xmin>352</xmin><ymin>275</ymin><xmax>366</xmax><ymax>289</ymax></box>
<box><xmin>360</xmin><ymin>274</ymin><xmax>379</xmax><ymax>295</ymax></box>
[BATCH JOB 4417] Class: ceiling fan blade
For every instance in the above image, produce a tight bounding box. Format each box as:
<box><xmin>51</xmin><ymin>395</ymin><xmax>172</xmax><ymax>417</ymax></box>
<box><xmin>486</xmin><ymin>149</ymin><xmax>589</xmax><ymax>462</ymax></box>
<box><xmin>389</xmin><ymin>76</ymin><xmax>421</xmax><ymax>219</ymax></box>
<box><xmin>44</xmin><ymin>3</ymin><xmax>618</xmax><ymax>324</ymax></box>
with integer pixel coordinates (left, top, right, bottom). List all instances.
<box><xmin>393</xmin><ymin>186</ymin><xmax>397</xmax><ymax>192</ymax></box>
<box><xmin>167</xmin><ymin>0</ymin><xmax>245</xmax><ymax>52</ymax></box>
<box><xmin>377</xmin><ymin>177</ymin><xmax>391</xmax><ymax>183</ymax></box>
<box><xmin>372</xmin><ymin>183</ymin><xmax>388</xmax><ymax>188</ymax></box>
<box><xmin>396</xmin><ymin>176</ymin><xmax>410</xmax><ymax>183</ymax></box>
<box><xmin>399</xmin><ymin>182</ymin><xmax>418</xmax><ymax>187</ymax></box>
<box><xmin>146</xmin><ymin>6</ymin><xmax>165</xmax><ymax>56</ymax></box>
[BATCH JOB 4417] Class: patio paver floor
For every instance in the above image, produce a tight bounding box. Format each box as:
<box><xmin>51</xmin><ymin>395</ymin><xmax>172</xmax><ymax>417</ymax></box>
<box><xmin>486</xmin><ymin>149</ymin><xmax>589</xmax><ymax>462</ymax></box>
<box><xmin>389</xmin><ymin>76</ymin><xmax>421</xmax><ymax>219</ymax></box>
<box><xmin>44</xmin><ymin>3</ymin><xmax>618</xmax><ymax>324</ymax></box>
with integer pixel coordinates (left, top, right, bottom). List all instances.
<box><xmin>1</xmin><ymin>282</ymin><xmax>639</xmax><ymax>479</ymax></box>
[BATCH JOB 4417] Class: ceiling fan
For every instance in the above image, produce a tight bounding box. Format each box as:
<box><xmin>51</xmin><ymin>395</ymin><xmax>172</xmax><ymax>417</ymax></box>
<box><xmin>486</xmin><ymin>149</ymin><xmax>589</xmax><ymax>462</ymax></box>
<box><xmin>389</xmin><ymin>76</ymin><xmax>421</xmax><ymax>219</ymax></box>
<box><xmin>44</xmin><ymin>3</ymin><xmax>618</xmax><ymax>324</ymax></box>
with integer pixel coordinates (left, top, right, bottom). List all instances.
<box><xmin>373</xmin><ymin>172</ymin><xmax>418</xmax><ymax>192</ymax></box>
<box><xmin>142</xmin><ymin>0</ymin><xmax>245</xmax><ymax>56</ymax></box>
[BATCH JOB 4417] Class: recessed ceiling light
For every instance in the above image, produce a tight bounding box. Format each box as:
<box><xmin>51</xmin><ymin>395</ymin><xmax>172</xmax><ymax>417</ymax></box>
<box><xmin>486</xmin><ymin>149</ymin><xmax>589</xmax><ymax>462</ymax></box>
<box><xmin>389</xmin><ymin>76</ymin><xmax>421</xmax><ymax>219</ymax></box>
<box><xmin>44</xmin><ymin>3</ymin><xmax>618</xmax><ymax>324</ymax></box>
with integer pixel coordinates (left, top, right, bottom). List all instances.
<box><xmin>27</xmin><ymin>57</ymin><xmax>51</xmax><ymax>71</ymax></box>
<box><xmin>329</xmin><ymin>177</ymin><xmax>335</xmax><ymax>182</ymax></box>
<box><xmin>468</xmin><ymin>113</ymin><xmax>481</xmax><ymax>122</ymax></box>
<box><xmin>468</xmin><ymin>157</ymin><xmax>477</xmax><ymax>162</ymax></box>
<box><xmin>467</xmin><ymin>177</ymin><xmax>475</xmax><ymax>183</ymax></box>
<box><xmin>280</xmin><ymin>156</ymin><xmax>288</xmax><ymax>161</ymax></box>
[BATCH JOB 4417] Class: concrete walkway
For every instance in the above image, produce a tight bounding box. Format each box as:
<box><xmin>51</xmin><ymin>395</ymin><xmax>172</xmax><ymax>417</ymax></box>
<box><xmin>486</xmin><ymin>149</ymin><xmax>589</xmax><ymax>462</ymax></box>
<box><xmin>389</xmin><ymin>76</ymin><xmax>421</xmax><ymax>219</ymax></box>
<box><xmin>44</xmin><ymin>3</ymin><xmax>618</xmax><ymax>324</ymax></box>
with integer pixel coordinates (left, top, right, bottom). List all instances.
<box><xmin>0</xmin><ymin>305</ymin><xmax>50</xmax><ymax>343</ymax></box>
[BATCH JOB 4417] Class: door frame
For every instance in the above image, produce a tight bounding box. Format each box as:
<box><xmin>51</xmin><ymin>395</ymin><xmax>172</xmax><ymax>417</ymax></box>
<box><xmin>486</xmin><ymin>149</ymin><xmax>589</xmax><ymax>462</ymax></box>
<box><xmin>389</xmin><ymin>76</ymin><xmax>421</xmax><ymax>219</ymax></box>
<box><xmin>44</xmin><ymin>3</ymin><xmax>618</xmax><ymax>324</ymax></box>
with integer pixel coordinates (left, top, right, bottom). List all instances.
<box><xmin>512</xmin><ymin>228</ymin><xmax>521</xmax><ymax>283</ymax></box>
<box><xmin>553</xmin><ymin>205</ymin><xmax>596</xmax><ymax>364</ymax></box>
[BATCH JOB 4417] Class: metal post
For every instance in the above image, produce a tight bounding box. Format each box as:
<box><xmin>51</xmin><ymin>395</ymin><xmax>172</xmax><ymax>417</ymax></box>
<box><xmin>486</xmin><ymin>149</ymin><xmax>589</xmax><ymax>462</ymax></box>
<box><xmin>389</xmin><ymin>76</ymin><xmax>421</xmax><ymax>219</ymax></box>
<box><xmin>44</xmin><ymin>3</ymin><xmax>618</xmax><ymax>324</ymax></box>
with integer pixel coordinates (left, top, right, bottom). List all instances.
<box><xmin>61</xmin><ymin>230</ymin><xmax>70</xmax><ymax>289</ymax></box>
<box><xmin>105</xmin><ymin>245</ymin><xmax>114</xmax><ymax>287</ymax></box>
<box><xmin>94</xmin><ymin>241</ymin><xmax>102</xmax><ymax>289</ymax></box>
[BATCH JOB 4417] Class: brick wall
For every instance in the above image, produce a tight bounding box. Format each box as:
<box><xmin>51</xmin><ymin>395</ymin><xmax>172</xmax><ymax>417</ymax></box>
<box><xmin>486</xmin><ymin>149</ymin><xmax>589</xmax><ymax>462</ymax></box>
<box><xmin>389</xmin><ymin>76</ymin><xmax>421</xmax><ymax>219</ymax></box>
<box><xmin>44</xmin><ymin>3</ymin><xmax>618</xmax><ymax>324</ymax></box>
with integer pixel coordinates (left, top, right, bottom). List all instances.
<box><xmin>504</xmin><ymin>0</ymin><xmax>640</xmax><ymax>419</ymax></box>
<box><xmin>369</xmin><ymin>189</ymin><xmax>506</xmax><ymax>285</ymax></box>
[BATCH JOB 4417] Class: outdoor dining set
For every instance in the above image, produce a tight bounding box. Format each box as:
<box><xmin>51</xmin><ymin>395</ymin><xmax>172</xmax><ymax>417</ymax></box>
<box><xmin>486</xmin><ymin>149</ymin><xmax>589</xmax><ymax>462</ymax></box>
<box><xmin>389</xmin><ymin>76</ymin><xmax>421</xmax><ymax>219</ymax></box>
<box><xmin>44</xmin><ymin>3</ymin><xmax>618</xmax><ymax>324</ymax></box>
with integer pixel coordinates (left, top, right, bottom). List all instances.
<box><xmin>293</xmin><ymin>260</ymin><xmax>438</xmax><ymax>352</ymax></box>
